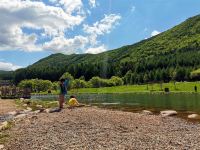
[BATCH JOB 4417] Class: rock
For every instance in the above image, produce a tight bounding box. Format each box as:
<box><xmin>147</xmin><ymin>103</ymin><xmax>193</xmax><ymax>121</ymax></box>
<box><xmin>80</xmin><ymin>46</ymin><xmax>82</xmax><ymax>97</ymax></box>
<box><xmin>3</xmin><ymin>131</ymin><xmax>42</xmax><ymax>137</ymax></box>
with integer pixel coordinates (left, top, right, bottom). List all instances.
<box><xmin>7</xmin><ymin>111</ymin><xmax>18</xmax><ymax>116</ymax></box>
<box><xmin>44</xmin><ymin>109</ymin><xmax>51</xmax><ymax>113</ymax></box>
<box><xmin>20</xmin><ymin>98</ymin><xmax>24</xmax><ymax>102</ymax></box>
<box><xmin>36</xmin><ymin>105</ymin><xmax>43</xmax><ymax>108</ymax></box>
<box><xmin>34</xmin><ymin>110</ymin><xmax>41</xmax><ymax>114</ymax></box>
<box><xmin>15</xmin><ymin>114</ymin><xmax>27</xmax><ymax>119</ymax></box>
<box><xmin>23</xmin><ymin>104</ymin><xmax>28</xmax><ymax>107</ymax></box>
<box><xmin>26</xmin><ymin>107</ymin><xmax>32</xmax><ymax>111</ymax></box>
<box><xmin>0</xmin><ymin>121</ymin><xmax>9</xmax><ymax>131</ymax></box>
<box><xmin>160</xmin><ymin>110</ymin><xmax>177</xmax><ymax>117</ymax></box>
<box><xmin>188</xmin><ymin>114</ymin><xmax>200</xmax><ymax>119</ymax></box>
<box><xmin>0</xmin><ymin>145</ymin><xmax>4</xmax><ymax>149</ymax></box>
<box><xmin>45</xmin><ymin>108</ymin><xmax>61</xmax><ymax>113</ymax></box>
<box><xmin>23</xmin><ymin>109</ymin><xmax>32</xmax><ymax>114</ymax></box>
<box><xmin>142</xmin><ymin>110</ymin><xmax>153</xmax><ymax>115</ymax></box>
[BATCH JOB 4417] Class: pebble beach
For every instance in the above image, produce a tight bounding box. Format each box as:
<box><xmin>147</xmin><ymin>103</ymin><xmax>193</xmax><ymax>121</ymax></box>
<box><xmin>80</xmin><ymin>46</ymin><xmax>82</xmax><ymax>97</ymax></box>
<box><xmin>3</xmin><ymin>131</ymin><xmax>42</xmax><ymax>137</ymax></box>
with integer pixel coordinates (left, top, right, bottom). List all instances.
<box><xmin>3</xmin><ymin>107</ymin><xmax>200</xmax><ymax>150</ymax></box>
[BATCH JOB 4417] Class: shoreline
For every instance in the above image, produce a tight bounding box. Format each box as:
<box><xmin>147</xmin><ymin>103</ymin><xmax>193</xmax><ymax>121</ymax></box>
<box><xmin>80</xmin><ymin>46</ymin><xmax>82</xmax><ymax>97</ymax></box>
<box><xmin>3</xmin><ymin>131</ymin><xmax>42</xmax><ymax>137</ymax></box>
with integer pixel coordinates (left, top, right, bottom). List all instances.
<box><xmin>3</xmin><ymin>107</ymin><xmax>200</xmax><ymax>149</ymax></box>
<box><xmin>31</xmin><ymin>91</ymin><xmax>200</xmax><ymax>95</ymax></box>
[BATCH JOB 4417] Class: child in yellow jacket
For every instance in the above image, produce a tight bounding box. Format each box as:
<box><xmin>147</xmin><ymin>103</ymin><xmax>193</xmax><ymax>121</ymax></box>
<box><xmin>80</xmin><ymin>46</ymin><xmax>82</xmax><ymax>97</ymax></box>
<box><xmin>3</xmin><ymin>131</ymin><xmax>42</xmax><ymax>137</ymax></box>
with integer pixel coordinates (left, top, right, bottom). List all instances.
<box><xmin>68</xmin><ymin>95</ymin><xmax>79</xmax><ymax>107</ymax></box>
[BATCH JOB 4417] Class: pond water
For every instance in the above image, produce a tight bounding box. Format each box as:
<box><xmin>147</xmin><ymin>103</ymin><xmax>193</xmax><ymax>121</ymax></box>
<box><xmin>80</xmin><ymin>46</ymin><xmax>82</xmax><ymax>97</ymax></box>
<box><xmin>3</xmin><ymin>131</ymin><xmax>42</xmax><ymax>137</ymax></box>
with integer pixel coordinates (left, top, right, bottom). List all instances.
<box><xmin>31</xmin><ymin>93</ymin><xmax>200</xmax><ymax>116</ymax></box>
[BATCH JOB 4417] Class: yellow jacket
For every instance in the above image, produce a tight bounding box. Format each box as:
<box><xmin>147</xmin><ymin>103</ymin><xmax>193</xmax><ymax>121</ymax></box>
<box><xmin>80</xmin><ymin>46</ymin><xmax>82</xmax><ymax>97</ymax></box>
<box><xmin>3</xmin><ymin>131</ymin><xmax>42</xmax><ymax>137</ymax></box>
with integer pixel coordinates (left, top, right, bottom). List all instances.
<box><xmin>68</xmin><ymin>98</ymin><xmax>79</xmax><ymax>106</ymax></box>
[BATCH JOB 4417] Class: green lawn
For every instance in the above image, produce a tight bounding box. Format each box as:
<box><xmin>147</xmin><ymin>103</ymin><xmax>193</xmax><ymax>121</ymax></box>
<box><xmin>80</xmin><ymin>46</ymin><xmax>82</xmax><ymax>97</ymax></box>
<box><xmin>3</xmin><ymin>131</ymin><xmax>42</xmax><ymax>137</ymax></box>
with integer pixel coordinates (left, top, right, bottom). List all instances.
<box><xmin>70</xmin><ymin>82</ymin><xmax>200</xmax><ymax>94</ymax></box>
<box><xmin>31</xmin><ymin>81</ymin><xmax>200</xmax><ymax>94</ymax></box>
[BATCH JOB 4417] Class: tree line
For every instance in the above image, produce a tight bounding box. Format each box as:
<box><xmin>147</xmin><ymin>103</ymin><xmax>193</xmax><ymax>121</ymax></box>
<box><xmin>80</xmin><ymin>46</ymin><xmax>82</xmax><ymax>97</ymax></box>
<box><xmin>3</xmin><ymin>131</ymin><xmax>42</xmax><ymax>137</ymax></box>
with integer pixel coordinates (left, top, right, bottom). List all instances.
<box><xmin>18</xmin><ymin>72</ymin><xmax>124</xmax><ymax>92</ymax></box>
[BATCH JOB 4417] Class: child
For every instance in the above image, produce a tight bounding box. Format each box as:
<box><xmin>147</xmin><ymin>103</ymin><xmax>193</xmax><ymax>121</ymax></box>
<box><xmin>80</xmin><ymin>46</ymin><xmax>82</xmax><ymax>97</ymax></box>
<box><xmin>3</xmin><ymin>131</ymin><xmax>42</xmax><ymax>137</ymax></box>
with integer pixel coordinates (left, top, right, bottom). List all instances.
<box><xmin>59</xmin><ymin>78</ymin><xmax>69</xmax><ymax>109</ymax></box>
<box><xmin>68</xmin><ymin>95</ymin><xmax>79</xmax><ymax>107</ymax></box>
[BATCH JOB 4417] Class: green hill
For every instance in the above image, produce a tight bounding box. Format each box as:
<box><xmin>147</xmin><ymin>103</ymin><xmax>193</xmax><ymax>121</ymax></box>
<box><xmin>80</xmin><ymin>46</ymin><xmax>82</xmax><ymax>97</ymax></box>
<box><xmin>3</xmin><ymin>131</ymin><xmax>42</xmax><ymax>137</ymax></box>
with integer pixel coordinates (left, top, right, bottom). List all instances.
<box><xmin>14</xmin><ymin>14</ymin><xmax>200</xmax><ymax>84</ymax></box>
<box><xmin>0</xmin><ymin>70</ymin><xmax>14</xmax><ymax>80</ymax></box>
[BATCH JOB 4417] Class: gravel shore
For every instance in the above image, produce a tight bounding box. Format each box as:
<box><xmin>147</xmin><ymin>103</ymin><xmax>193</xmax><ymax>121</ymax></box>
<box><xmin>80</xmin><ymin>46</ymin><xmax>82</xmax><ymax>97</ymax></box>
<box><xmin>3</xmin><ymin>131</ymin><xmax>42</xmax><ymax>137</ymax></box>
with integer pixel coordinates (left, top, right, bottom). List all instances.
<box><xmin>4</xmin><ymin>107</ymin><xmax>200</xmax><ymax>150</ymax></box>
<box><xmin>0</xmin><ymin>100</ymin><xmax>17</xmax><ymax>115</ymax></box>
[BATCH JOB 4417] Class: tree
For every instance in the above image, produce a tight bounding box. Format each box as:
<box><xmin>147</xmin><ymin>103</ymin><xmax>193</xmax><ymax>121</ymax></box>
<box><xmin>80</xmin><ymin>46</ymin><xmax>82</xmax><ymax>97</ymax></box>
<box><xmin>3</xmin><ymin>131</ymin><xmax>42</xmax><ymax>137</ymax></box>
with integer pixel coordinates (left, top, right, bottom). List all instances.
<box><xmin>72</xmin><ymin>79</ymin><xmax>88</xmax><ymax>89</ymax></box>
<box><xmin>110</xmin><ymin>76</ymin><xmax>124</xmax><ymax>86</ymax></box>
<box><xmin>60</xmin><ymin>72</ymin><xmax>74</xmax><ymax>90</ymax></box>
<box><xmin>60</xmin><ymin>72</ymin><xmax>74</xmax><ymax>81</ymax></box>
<box><xmin>52</xmin><ymin>82</ymin><xmax>59</xmax><ymax>91</ymax></box>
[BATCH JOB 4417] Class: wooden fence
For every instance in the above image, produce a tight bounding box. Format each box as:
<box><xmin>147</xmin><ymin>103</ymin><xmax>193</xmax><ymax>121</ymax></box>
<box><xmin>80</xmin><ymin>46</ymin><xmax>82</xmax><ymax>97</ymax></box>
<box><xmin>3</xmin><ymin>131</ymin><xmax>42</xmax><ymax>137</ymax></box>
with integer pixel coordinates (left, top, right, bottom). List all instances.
<box><xmin>0</xmin><ymin>86</ymin><xmax>31</xmax><ymax>99</ymax></box>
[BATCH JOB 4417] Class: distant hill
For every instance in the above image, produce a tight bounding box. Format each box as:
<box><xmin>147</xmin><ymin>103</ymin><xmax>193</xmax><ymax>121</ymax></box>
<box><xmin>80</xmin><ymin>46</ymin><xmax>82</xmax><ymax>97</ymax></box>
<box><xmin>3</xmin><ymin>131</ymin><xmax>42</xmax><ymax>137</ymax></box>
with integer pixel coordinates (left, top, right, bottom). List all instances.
<box><xmin>13</xmin><ymin>14</ymin><xmax>200</xmax><ymax>84</ymax></box>
<box><xmin>0</xmin><ymin>70</ymin><xmax>14</xmax><ymax>80</ymax></box>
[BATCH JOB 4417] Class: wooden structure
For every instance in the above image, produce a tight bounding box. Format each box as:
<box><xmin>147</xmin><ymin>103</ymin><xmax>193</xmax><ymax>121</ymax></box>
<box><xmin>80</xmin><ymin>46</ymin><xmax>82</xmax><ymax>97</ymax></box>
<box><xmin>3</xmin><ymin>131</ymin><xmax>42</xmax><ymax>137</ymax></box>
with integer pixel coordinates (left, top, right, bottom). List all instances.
<box><xmin>0</xmin><ymin>86</ymin><xmax>31</xmax><ymax>99</ymax></box>
<box><xmin>0</xmin><ymin>80</ymin><xmax>13</xmax><ymax>86</ymax></box>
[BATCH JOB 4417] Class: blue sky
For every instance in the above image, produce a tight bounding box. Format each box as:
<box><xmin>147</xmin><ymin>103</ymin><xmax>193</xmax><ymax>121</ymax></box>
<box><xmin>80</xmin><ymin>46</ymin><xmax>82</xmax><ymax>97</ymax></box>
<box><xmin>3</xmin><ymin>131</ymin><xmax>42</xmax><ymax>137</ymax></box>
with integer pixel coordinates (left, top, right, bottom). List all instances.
<box><xmin>0</xmin><ymin>0</ymin><xmax>200</xmax><ymax>71</ymax></box>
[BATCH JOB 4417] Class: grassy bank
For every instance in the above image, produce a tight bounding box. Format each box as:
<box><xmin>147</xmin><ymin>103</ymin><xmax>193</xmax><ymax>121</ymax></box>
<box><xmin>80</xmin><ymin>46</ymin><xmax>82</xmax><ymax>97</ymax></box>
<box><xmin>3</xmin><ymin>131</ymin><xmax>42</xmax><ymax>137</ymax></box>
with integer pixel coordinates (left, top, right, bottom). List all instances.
<box><xmin>31</xmin><ymin>81</ymin><xmax>200</xmax><ymax>94</ymax></box>
<box><xmin>70</xmin><ymin>81</ymin><xmax>200</xmax><ymax>94</ymax></box>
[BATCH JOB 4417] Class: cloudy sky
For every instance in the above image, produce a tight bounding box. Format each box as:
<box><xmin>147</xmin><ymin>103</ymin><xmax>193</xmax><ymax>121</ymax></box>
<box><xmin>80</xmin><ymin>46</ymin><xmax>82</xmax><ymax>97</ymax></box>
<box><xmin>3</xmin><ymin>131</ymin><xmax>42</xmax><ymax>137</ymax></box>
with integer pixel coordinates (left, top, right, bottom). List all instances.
<box><xmin>0</xmin><ymin>0</ymin><xmax>200</xmax><ymax>71</ymax></box>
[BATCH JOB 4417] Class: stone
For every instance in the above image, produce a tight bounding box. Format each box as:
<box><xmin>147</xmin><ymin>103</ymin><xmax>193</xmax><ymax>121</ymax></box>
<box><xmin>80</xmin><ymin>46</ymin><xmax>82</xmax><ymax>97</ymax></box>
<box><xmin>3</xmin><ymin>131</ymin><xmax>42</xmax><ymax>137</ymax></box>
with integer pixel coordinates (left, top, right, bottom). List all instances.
<box><xmin>7</xmin><ymin>111</ymin><xmax>18</xmax><ymax>116</ymax></box>
<box><xmin>26</xmin><ymin>107</ymin><xmax>32</xmax><ymax>111</ymax></box>
<box><xmin>20</xmin><ymin>98</ymin><xmax>24</xmax><ymax>102</ymax></box>
<box><xmin>142</xmin><ymin>110</ymin><xmax>153</xmax><ymax>115</ymax></box>
<box><xmin>160</xmin><ymin>110</ymin><xmax>177</xmax><ymax>117</ymax></box>
<box><xmin>34</xmin><ymin>110</ymin><xmax>41</xmax><ymax>114</ymax></box>
<box><xmin>36</xmin><ymin>105</ymin><xmax>43</xmax><ymax>108</ymax></box>
<box><xmin>188</xmin><ymin>114</ymin><xmax>200</xmax><ymax>119</ymax></box>
<box><xmin>45</xmin><ymin>109</ymin><xmax>51</xmax><ymax>113</ymax></box>
<box><xmin>14</xmin><ymin>114</ymin><xmax>27</xmax><ymax>119</ymax></box>
<box><xmin>0</xmin><ymin>145</ymin><xmax>4</xmax><ymax>149</ymax></box>
<box><xmin>23</xmin><ymin>104</ymin><xmax>28</xmax><ymax>107</ymax></box>
<box><xmin>23</xmin><ymin>109</ymin><xmax>32</xmax><ymax>114</ymax></box>
<box><xmin>45</xmin><ymin>108</ymin><xmax>61</xmax><ymax>113</ymax></box>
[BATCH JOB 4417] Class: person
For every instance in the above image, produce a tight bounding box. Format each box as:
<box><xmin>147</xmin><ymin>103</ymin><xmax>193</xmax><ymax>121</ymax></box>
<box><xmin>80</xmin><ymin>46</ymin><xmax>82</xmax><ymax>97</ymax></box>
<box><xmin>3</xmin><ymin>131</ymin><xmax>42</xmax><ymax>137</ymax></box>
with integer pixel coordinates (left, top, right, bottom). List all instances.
<box><xmin>194</xmin><ymin>85</ymin><xmax>197</xmax><ymax>92</ymax></box>
<box><xmin>59</xmin><ymin>78</ymin><xmax>69</xmax><ymax>109</ymax></box>
<box><xmin>68</xmin><ymin>95</ymin><xmax>79</xmax><ymax>107</ymax></box>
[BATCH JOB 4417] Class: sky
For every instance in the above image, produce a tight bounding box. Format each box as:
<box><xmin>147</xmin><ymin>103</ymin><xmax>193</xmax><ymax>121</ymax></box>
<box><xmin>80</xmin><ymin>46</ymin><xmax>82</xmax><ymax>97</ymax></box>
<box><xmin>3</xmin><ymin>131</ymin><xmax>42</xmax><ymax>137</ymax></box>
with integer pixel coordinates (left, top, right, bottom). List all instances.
<box><xmin>0</xmin><ymin>0</ymin><xmax>200</xmax><ymax>71</ymax></box>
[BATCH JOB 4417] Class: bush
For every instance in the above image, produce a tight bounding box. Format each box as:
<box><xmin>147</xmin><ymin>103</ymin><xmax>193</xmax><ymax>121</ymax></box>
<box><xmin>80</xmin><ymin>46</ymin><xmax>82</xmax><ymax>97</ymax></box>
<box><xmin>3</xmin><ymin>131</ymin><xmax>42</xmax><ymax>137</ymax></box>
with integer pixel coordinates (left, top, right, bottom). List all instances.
<box><xmin>190</xmin><ymin>69</ymin><xmax>200</xmax><ymax>80</ymax></box>
<box><xmin>89</xmin><ymin>76</ymin><xmax>123</xmax><ymax>88</ymax></box>
<box><xmin>110</xmin><ymin>76</ymin><xmax>124</xmax><ymax>86</ymax></box>
<box><xmin>18</xmin><ymin>79</ymin><xmax>52</xmax><ymax>92</ymax></box>
<box><xmin>72</xmin><ymin>79</ymin><xmax>88</xmax><ymax>89</ymax></box>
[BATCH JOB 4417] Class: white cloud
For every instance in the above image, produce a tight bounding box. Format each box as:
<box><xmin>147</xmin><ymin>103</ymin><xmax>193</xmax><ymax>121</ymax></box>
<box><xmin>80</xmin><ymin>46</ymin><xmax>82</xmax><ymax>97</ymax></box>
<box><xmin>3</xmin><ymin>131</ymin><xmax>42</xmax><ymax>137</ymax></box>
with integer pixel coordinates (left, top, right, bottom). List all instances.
<box><xmin>86</xmin><ymin>45</ymin><xmax>106</xmax><ymax>54</ymax></box>
<box><xmin>83</xmin><ymin>14</ymin><xmax>121</xmax><ymax>45</ymax></box>
<box><xmin>151</xmin><ymin>30</ymin><xmax>161</xmax><ymax>37</ymax></box>
<box><xmin>0</xmin><ymin>62</ymin><xmax>22</xmax><ymax>71</ymax></box>
<box><xmin>0</xmin><ymin>0</ymin><xmax>85</xmax><ymax>52</ymax></box>
<box><xmin>0</xmin><ymin>0</ymin><xmax>121</xmax><ymax>54</ymax></box>
<box><xmin>84</xmin><ymin>14</ymin><xmax>121</xmax><ymax>35</ymax></box>
<box><xmin>59</xmin><ymin>0</ymin><xmax>83</xmax><ymax>15</ymax></box>
<box><xmin>43</xmin><ymin>35</ymin><xmax>89</xmax><ymax>54</ymax></box>
<box><xmin>89</xmin><ymin>0</ymin><xmax>96</xmax><ymax>8</ymax></box>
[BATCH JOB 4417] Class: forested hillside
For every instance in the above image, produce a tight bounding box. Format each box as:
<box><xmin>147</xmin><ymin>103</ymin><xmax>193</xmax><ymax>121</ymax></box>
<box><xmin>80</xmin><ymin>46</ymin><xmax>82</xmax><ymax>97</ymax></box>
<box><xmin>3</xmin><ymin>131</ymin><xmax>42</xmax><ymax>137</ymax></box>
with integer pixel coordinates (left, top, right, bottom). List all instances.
<box><xmin>13</xmin><ymin>14</ymin><xmax>200</xmax><ymax>84</ymax></box>
<box><xmin>0</xmin><ymin>71</ymin><xmax>14</xmax><ymax>80</ymax></box>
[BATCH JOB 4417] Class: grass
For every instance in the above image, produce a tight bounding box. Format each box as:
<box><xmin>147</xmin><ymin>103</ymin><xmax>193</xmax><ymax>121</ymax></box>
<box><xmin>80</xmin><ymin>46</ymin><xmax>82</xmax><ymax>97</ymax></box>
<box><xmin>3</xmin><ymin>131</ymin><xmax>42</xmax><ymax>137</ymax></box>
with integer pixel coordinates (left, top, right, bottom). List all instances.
<box><xmin>0</xmin><ymin>133</ymin><xmax>9</xmax><ymax>144</ymax></box>
<box><xmin>0</xmin><ymin>121</ymin><xmax>13</xmax><ymax>144</ymax></box>
<box><xmin>15</xmin><ymin>99</ymin><xmax>58</xmax><ymax>111</ymax></box>
<box><xmin>30</xmin><ymin>81</ymin><xmax>200</xmax><ymax>94</ymax></box>
<box><xmin>70</xmin><ymin>81</ymin><xmax>200</xmax><ymax>94</ymax></box>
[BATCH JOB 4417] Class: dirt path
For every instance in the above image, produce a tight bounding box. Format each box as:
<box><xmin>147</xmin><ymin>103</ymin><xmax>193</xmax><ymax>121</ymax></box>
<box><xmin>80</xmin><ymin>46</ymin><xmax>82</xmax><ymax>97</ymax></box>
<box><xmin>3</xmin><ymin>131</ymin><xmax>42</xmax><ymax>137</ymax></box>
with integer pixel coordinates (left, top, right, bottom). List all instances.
<box><xmin>0</xmin><ymin>99</ymin><xmax>17</xmax><ymax>115</ymax></box>
<box><xmin>4</xmin><ymin>107</ymin><xmax>200</xmax><ymax>150</ymax></box>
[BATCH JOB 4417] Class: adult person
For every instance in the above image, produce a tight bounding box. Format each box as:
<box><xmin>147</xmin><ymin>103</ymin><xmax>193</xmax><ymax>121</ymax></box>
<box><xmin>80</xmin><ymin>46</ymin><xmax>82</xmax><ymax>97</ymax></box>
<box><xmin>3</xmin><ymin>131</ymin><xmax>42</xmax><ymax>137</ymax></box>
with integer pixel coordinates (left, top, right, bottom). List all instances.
<box><xmin>59</xmin><ymin>78</ymin><xmax>69</xmax><ymax>109</ymax></box>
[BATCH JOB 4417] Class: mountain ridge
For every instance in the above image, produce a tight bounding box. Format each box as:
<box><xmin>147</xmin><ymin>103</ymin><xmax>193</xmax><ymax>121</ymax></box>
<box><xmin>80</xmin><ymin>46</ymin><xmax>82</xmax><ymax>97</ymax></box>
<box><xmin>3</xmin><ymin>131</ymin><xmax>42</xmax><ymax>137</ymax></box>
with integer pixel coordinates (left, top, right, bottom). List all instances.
<box><xmin>5</xmin><ymin>14</ymin><xmax>200</xmax><ymax>83</ymax></box>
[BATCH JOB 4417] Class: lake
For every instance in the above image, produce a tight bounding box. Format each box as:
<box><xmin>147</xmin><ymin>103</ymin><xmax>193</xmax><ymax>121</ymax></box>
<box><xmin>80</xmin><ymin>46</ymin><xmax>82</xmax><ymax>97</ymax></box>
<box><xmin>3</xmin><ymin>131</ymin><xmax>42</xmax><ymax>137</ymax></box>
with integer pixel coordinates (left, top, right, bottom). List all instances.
<box><xmin>31</xmin><ymin>93</ymin><xmax>200</xmax><ymax>118</ymax></box>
